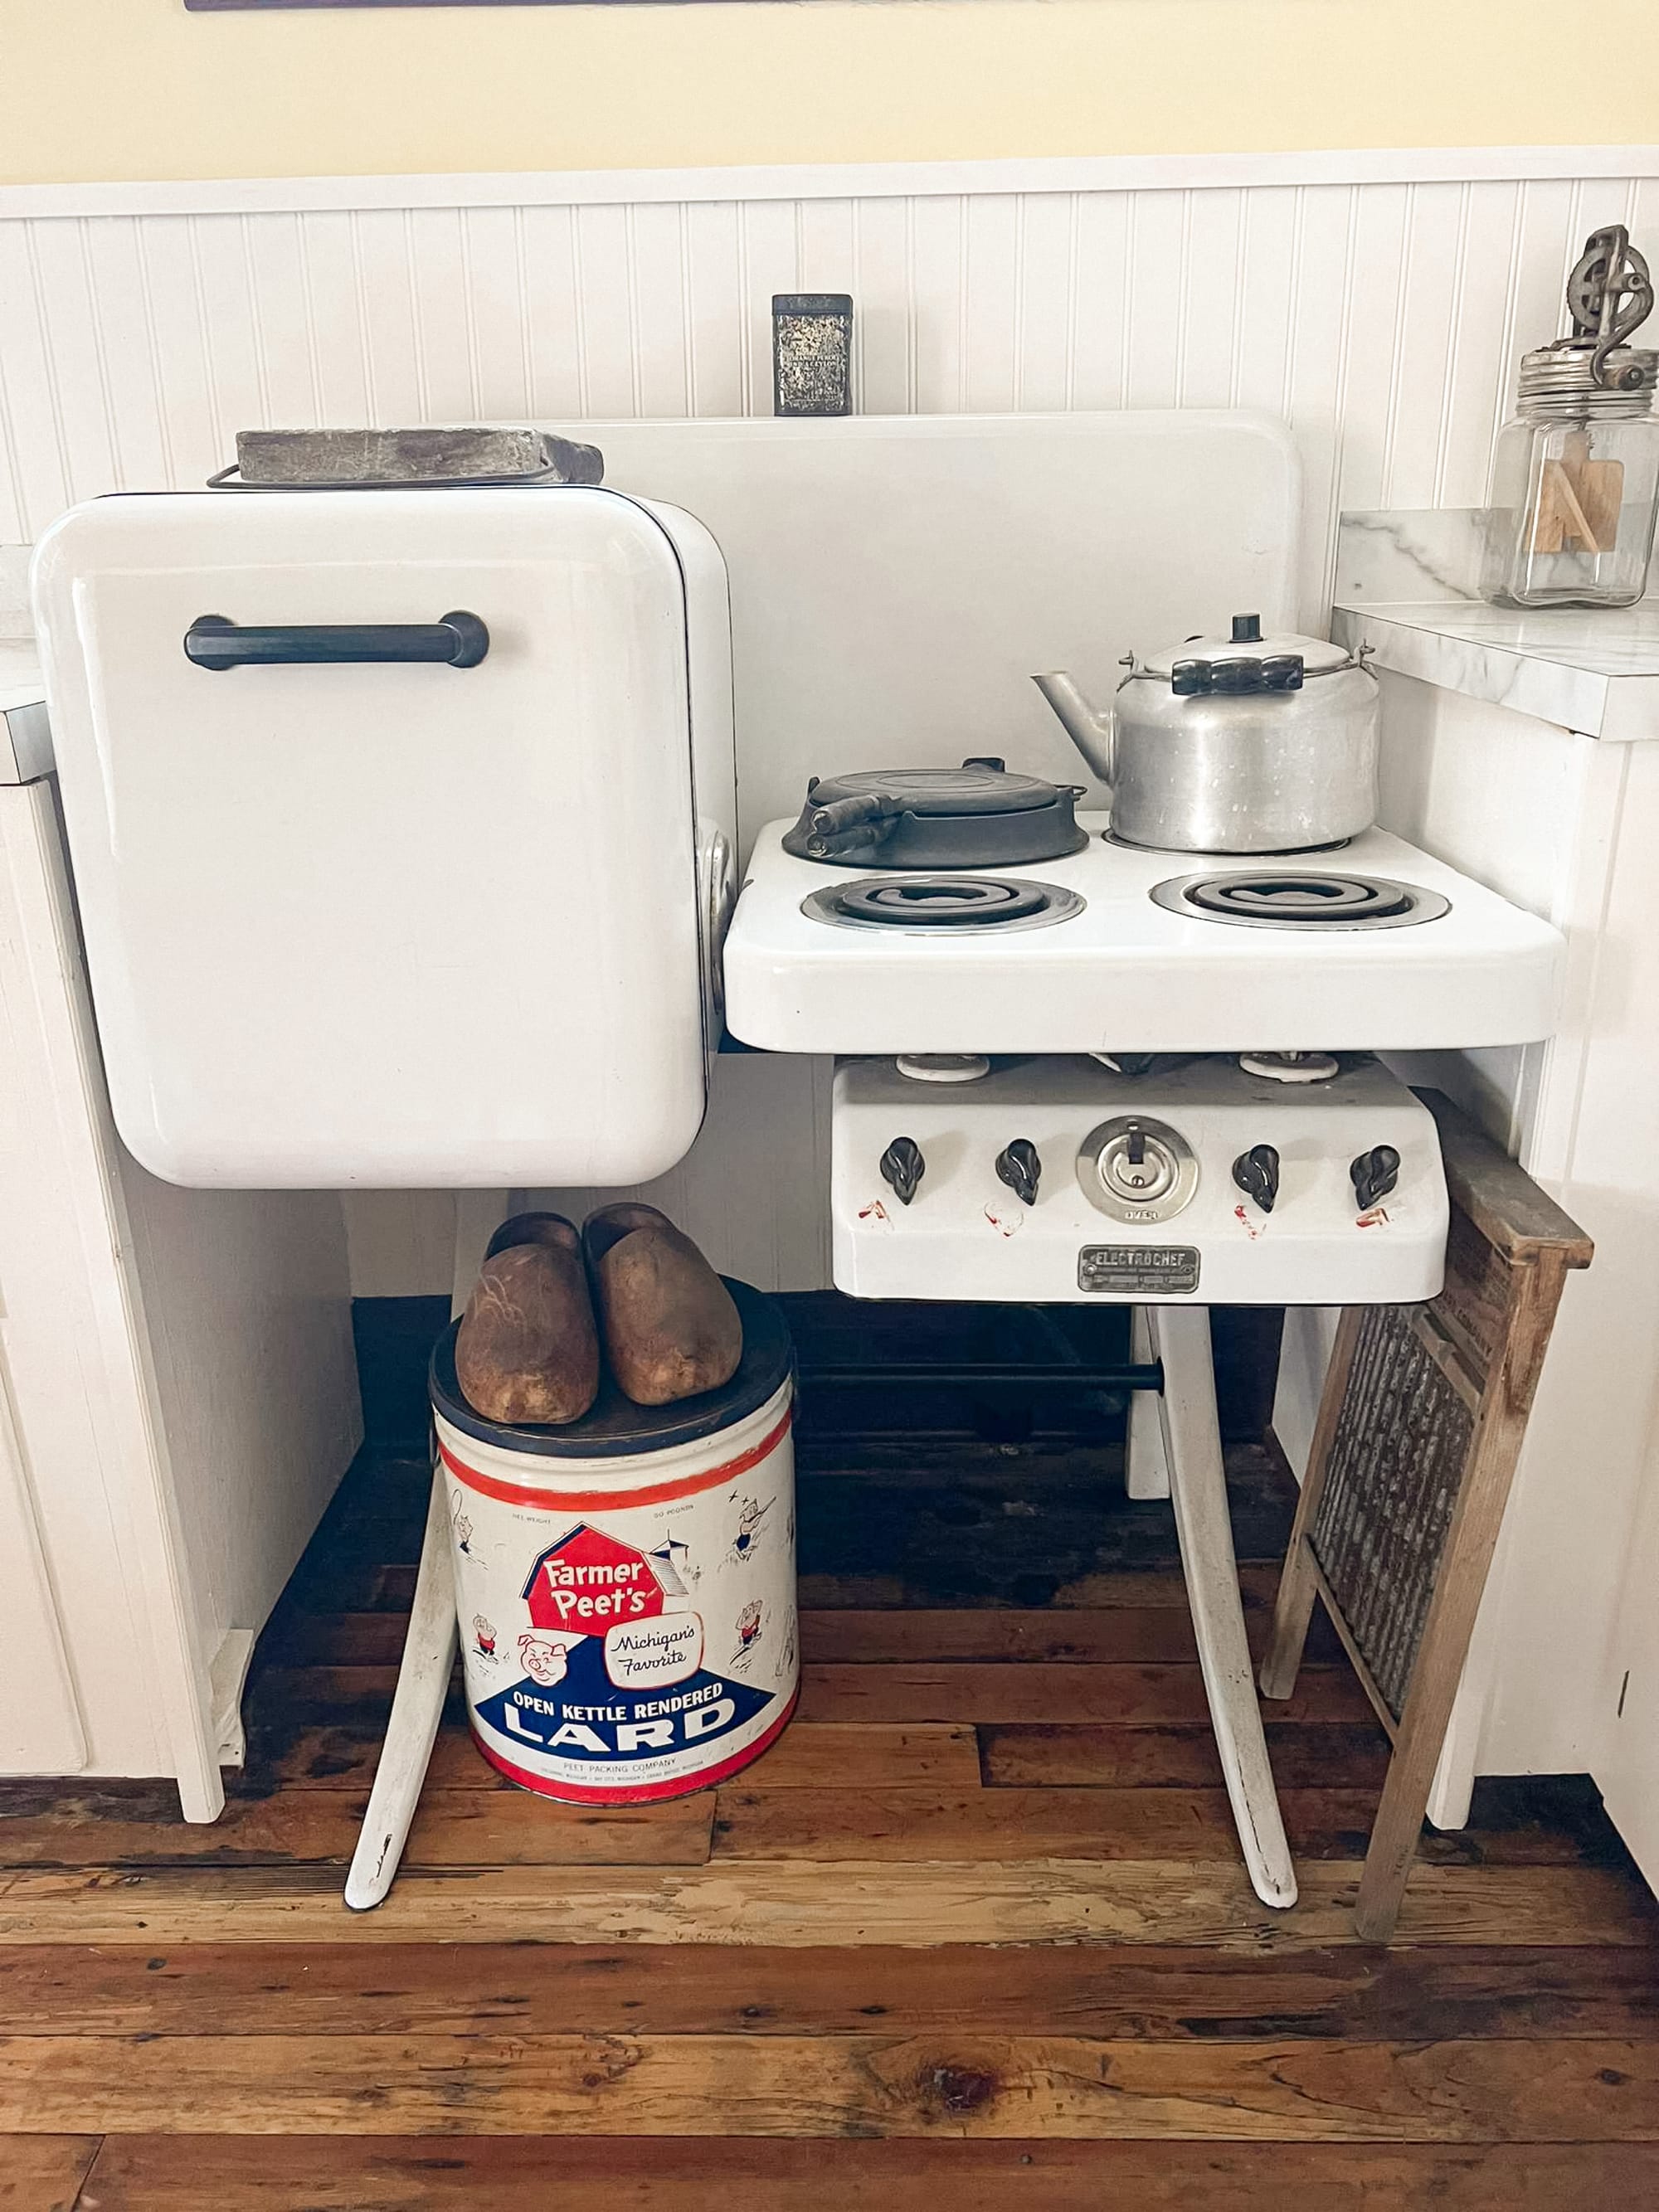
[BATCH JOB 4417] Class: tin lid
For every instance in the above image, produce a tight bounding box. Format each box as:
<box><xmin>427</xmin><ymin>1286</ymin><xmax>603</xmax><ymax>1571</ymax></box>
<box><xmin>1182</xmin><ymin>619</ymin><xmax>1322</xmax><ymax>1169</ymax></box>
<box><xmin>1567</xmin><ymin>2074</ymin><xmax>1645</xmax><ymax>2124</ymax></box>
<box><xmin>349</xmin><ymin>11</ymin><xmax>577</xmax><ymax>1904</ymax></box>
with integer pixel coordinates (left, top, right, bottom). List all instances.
<box><xmin>430</xmin><ymin>1276</ymin><xmax>794</xmax><ymax>1458</ymax></box>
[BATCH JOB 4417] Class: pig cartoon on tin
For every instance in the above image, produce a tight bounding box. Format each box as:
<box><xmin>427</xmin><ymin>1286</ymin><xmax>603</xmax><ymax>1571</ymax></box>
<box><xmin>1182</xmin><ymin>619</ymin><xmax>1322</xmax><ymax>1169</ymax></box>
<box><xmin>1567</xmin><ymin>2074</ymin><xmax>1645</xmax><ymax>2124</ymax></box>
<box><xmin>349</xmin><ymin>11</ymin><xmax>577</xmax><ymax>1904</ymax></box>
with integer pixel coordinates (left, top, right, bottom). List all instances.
<box><xmin>517</xmin><ymin>1632</ymin><xmax>574</xmax><ymax>1688</ymax></box>
<box><xmin>729</xmin><ymin>1598</ymin><xmax>764</xmax><ymax>1671</ymax></box>
<box><xmin>472</xmin><ymin>1615</ymin><xmax>498</xmax><ymax>1660</ymax></box>
<box><xmin>728</xmin><ymin>1496</ymin><xmax>771</xmax><ymax>1564</ymax></box>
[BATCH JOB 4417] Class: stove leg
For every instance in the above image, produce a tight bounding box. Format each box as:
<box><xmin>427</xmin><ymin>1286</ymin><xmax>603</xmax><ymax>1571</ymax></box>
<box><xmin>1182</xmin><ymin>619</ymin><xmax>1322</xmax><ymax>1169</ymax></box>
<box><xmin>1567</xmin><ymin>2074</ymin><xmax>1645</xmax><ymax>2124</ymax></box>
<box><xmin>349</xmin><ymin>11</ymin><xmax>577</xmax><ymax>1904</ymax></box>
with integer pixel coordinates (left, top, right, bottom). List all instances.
<box><xmin>343</xmin><ymin>1188</ymin><xmax>505</xmax><ymax>1911</ymax></box>
<box><xmin>1126</xmin><ymin>1305</ymin><xmax>1171</xmax><ymax>1500</ymax></box>
<box><xmin>343</xmin><ymin>1461</ymin><xmax>458</xmax><ymax>1911</ymax></box>
<box><xmin>1147</xmin><ymin>1305</ymin><xmax>1297</xmax><ymax>1911</ymax></box>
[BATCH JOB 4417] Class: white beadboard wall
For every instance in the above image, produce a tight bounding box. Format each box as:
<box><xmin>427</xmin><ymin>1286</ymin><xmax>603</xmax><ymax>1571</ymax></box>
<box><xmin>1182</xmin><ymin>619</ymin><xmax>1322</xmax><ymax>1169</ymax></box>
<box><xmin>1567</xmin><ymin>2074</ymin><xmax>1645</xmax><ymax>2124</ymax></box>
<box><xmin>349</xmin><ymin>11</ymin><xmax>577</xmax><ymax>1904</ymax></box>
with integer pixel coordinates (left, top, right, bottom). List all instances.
<box><xmin>6</xmin><ymin>168</ymin><xmax>1659</xmax><ymax>610</ymax></box>
<box><xmin>2</xmin><ymin>154</ymin><xmax>1653</xmax><ymax>1293</ymax></box>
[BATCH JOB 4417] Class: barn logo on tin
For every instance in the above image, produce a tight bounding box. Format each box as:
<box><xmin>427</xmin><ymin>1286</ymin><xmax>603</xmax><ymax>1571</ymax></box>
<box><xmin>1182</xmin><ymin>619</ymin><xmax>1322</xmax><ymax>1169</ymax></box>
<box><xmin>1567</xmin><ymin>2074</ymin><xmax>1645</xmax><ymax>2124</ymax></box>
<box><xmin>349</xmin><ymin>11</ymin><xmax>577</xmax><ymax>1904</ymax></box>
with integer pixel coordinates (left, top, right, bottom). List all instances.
<box><xmin>522</xmin><ymin>1521</ymin><xmax>667</xmax><ymax>1634</ymax></box>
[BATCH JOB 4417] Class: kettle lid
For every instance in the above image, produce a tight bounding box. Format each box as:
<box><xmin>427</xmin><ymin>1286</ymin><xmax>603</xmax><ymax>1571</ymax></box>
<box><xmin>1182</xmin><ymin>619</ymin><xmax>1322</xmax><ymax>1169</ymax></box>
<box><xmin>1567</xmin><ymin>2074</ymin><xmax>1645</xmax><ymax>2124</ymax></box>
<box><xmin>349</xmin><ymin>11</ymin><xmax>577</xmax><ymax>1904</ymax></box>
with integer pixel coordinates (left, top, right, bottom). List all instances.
<box><xmin>1140</xmin><ymin>611</ymin><xmax>1352</xmax><ymax>678</ymax></box>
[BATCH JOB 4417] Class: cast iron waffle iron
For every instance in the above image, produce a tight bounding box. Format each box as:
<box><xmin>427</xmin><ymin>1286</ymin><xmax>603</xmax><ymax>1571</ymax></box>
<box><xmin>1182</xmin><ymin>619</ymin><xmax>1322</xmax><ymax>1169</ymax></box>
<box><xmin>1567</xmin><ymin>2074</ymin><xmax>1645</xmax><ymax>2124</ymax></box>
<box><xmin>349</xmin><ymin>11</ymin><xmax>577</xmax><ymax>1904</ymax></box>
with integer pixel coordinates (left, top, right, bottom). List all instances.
<box><xmin>782</xmin><ymin>757</ymin><xmax>1090</xmax><ymax>869</ymax></box>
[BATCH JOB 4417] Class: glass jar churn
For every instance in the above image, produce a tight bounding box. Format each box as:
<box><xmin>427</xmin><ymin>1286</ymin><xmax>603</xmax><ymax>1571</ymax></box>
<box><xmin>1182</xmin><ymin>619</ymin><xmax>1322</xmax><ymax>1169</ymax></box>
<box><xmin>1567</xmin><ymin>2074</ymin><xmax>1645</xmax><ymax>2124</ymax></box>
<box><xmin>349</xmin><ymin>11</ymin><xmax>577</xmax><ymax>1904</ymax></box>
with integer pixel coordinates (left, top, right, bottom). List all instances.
<box><xmin>1481</xmin><ymin>225</ymin><xmax>1659</xmax><ymax>609</ymax></box>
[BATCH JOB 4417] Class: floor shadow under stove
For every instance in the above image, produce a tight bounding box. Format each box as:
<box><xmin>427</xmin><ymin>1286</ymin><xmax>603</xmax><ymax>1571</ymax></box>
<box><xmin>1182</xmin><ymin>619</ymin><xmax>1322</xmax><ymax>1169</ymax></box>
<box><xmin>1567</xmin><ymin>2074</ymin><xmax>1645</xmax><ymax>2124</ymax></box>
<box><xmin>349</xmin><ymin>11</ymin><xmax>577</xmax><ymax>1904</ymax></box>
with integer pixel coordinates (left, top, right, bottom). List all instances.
<box><xmin>782</xmin><ymin>1292</ymin><xmax>1292</xmax><ymax>1609</ymax></box>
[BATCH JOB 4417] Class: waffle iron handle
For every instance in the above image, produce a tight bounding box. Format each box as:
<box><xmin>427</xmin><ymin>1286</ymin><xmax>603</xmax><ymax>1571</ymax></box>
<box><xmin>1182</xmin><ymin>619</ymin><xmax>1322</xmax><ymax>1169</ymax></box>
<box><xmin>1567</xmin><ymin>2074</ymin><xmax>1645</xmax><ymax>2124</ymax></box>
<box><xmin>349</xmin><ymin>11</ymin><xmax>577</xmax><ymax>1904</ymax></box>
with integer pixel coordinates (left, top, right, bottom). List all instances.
<box><xmin>805</xmin><ymin>790</ymin><xmax>900</xmax><ymax>858</ymax></box>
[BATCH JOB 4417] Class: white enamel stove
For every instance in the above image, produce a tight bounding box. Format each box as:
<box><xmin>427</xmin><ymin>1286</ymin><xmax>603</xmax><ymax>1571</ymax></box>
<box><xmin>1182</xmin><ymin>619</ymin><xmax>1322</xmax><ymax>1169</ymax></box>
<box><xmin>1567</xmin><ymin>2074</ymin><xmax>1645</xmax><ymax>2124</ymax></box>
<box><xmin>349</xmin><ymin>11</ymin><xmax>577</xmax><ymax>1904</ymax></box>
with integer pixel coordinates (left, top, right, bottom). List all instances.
<box><xmin>724</xmin><ymin>798</ymin><xmax>1565</xmax><ymax>1916</ymax></box>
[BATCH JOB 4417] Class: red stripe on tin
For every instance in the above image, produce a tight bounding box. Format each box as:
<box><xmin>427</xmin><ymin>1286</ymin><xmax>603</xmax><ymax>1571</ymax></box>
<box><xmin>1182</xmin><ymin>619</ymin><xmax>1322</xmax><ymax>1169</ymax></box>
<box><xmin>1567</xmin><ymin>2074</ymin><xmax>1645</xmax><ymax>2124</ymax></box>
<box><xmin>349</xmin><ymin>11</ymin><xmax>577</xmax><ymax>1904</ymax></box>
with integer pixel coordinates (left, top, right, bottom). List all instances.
<box><xmin>468</xmin><ymin>1687</ymin><xmax>800</xmax><ymax>1804</ymax></box>
<box><xmin>438</xmin><ymin>1403</ymin><xmax>793</xmax><ymax>1514</ymax></box>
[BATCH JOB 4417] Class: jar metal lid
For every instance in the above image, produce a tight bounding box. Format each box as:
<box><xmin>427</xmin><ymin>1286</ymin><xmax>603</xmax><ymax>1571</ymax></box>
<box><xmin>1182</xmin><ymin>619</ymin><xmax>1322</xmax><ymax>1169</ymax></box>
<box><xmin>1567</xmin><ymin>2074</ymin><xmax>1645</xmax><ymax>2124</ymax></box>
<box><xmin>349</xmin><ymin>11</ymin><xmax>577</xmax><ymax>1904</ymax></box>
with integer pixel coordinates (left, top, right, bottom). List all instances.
<box><xmin>1517</xmin><ymin>338</ymin><xmax>1658</xmax><ymax>420</ymax></box>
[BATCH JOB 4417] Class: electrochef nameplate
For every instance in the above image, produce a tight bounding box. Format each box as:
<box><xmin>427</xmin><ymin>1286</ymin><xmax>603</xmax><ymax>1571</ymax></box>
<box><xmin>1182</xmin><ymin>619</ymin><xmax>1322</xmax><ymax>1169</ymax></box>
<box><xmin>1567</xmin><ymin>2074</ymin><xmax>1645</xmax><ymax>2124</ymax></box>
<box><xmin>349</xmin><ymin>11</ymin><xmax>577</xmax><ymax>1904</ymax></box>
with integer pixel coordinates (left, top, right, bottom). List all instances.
<box><xmin>1078</xmin><ymin>1245</ymin><xmax>1201</xmax><ymax>1296</ymax></box>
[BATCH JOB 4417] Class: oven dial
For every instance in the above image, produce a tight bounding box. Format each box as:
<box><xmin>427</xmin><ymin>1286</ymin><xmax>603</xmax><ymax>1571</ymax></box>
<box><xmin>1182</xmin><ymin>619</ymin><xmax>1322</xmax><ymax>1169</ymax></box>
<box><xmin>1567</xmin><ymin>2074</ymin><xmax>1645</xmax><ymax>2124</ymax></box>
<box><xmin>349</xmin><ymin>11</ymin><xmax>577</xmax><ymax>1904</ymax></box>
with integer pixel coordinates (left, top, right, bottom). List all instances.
<box><xmin>1077</xmin><ymin>1116</ymin><xmax>1199</xmax><ymax>1223</ymax></box>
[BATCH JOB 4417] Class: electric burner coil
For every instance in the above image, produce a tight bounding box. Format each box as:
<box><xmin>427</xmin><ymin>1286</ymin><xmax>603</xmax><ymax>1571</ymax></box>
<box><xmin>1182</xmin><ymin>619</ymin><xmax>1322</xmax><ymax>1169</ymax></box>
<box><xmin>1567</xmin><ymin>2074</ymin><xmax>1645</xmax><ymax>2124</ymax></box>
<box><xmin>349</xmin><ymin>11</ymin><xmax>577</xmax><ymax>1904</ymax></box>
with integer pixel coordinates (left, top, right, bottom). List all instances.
<box><xmin>838</xmin><ymin>877</ymin><xmax>1051</xmax><ymax>926</ymax></box>
<box><xmin>1149</xmin><ymin>870</ymin><xmax>1449</xmax><ymax>931</ymax></box>
<box><xmin>801</xmin><ymin>874</ymin><xmax>1085</xmax><ymax>934</ymax></box>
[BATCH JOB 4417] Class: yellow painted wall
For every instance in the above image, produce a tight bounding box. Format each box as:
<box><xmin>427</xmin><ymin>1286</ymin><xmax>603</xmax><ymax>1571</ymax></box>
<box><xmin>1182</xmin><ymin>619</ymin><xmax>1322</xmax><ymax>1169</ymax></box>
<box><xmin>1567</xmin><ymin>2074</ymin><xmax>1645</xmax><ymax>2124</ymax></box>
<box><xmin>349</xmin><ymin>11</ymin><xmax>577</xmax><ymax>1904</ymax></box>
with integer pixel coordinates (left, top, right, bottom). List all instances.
<box><xmin>3</xmin><ymin>0</ymin><xmax>1658</xmax><ymax>187</ymax></box>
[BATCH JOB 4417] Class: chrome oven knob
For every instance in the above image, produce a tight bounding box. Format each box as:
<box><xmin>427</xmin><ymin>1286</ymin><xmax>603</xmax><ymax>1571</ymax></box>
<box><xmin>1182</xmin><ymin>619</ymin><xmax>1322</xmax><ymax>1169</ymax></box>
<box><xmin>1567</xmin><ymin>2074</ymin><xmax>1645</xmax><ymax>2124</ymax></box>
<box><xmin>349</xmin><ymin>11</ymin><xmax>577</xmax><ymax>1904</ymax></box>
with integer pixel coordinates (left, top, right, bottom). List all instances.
<box><xmin>1078</xmin><ymin>1116</ymin><xmax>1198</xmax><ymax>1223</ymax></box>
<box><xmin>1097</xmin><ymin>1122</ymin><xmax>1180</xmax><ymax>1204</ymax></box>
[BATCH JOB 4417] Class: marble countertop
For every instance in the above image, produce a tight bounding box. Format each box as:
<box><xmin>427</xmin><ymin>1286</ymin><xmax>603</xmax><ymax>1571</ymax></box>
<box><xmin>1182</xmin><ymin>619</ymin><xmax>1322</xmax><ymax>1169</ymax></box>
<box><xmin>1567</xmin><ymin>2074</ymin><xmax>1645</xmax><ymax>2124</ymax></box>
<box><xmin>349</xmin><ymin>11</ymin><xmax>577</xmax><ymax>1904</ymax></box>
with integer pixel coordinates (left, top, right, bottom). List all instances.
<box><xmin>1332</xmin><ymin>513</ymin><xmax>1659</xmax><ymax>740</ymax></box>
<box><xmin>1342</xmin><ymin>600</ymin><xmax>1659</xmax><ymax>677</ymax></box>
<box><xmin>1332</xmin><ymin>600</ymin><xmax>1659</xmax><ymax>741</ymax></box>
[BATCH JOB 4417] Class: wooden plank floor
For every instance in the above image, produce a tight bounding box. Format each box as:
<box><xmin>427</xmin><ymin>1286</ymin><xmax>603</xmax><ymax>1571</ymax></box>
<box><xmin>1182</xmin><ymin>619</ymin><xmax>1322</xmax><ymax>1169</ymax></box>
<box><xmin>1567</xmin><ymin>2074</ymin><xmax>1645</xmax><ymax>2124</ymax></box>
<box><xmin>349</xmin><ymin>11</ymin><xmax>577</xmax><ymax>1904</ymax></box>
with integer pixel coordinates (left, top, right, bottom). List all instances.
<box><xmin>2</xmin><ymin>1314</ymin><xmax>1657</xmax><ymax>2209</ymax></box>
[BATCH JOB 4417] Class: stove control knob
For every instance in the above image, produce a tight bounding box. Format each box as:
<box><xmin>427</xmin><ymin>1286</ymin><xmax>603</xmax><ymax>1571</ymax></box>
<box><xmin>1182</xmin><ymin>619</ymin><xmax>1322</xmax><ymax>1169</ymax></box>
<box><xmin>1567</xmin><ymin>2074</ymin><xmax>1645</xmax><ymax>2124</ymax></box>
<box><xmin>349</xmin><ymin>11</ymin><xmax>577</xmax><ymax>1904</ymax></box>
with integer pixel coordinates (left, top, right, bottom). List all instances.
<box><xmin>1350</xmin><ymin>1144</ymin><xmax>1401</xmax><ymax>1212</ymax></box>
<box><xmin>1232</xmin><ymin>1143</ymin><xmax>1281</xmax><ymax>1213</ymax></box>
<box><xmin>880</xmin><ymin>1136</ymin><xmax>925</xmax><ymax>1207</ymax></box>
<box><xmin>995</xmin><ymin>1138</ymin><xmax>1042</xmax><ymax>1208</ymax></box>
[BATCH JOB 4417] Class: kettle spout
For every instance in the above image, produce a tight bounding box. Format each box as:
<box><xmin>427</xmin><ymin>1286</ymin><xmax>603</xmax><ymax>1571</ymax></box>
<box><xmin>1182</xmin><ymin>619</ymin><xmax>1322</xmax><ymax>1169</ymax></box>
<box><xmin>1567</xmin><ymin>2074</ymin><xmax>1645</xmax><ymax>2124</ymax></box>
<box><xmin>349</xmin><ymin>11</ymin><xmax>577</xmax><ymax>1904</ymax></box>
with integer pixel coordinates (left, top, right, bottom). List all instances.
<box><xmin>1032</xmin><ymin>670</ymin><xmax>1114</xmax><ymax>785</ymax></box>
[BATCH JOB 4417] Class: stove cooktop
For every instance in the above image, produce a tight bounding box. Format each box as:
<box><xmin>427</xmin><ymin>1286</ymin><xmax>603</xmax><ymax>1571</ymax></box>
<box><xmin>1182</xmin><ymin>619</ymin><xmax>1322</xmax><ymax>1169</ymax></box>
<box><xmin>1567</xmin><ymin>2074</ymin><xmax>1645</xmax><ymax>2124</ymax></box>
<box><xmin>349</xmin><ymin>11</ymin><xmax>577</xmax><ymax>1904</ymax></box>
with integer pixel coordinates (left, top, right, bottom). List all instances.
<box><xmin>722</xmin><ymin>814</ymin><xmax>1565</xmax><ymax>1056</ymax></box>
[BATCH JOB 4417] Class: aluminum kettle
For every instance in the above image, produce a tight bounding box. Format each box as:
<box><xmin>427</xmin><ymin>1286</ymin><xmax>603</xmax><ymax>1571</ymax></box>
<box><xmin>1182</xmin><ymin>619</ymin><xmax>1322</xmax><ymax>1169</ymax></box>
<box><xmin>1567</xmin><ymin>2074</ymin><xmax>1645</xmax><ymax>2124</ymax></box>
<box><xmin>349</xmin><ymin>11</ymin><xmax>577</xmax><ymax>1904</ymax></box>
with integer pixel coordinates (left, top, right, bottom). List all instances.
<box><xmin>1033</xmin><ymin>612</ymin><xmax>1379</xmax><ymax>854</ymax></box>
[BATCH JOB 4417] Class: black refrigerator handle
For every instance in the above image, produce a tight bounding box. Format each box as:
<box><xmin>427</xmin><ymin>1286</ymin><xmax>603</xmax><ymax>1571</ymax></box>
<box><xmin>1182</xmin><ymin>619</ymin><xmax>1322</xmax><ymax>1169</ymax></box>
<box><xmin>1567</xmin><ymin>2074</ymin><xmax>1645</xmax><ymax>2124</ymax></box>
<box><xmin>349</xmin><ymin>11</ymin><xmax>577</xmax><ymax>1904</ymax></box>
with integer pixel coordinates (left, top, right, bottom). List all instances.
<box><xmin>183</xmin><ymin>610</ymin><xmax>489</xmax><ymax>671</ymax></box>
